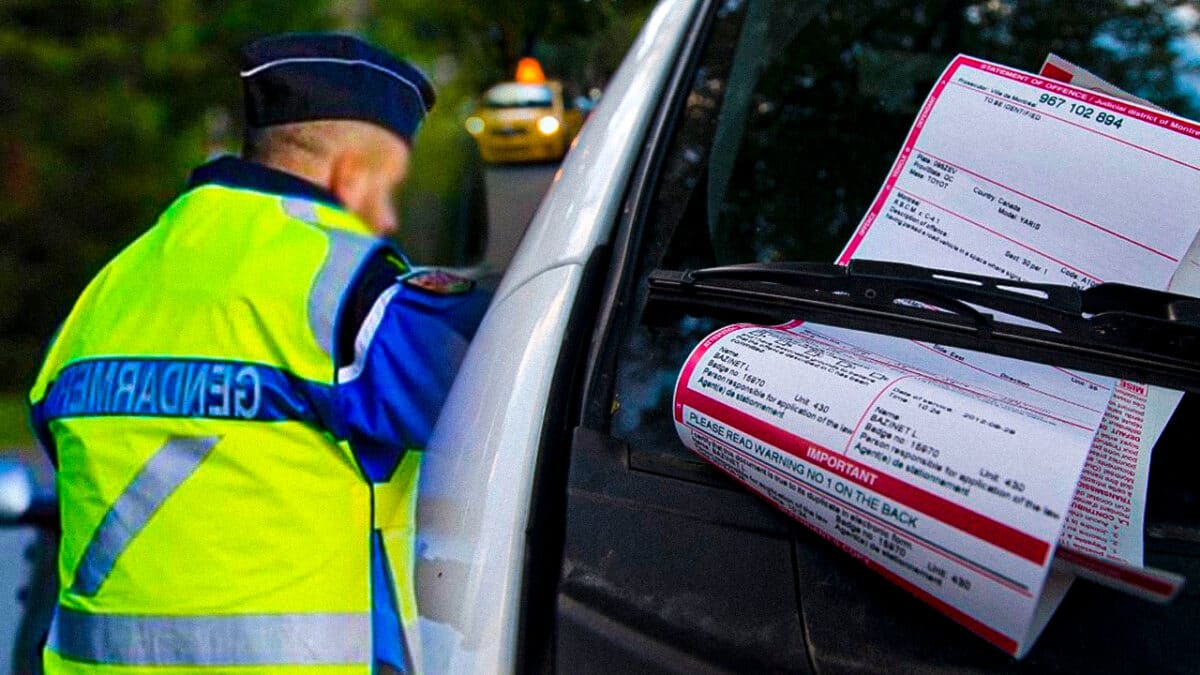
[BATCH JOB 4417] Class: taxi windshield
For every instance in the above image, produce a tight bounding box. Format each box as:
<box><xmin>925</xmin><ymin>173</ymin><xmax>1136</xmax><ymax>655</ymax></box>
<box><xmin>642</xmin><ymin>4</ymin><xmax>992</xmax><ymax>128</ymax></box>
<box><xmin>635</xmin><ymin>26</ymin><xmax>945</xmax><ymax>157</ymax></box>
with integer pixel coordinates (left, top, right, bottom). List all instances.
<box><xmin>483</xmin><ymin>83</ymin><xmax>553</xmax><ymax>108</ymax></box>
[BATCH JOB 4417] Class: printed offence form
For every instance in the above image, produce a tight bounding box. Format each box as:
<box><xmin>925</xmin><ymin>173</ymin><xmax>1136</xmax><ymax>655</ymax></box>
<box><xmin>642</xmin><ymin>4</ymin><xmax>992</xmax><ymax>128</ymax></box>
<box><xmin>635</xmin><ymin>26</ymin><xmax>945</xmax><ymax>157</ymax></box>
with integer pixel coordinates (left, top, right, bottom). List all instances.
<box><xmin>1036</xmin><ymin>54</ymin><xmax>1184</xmax><ymax>570</ymax></box>
<box><xmin>673</xmin><ymin>55</ymin><xmax>1199</xmax><ymax>657</ymax></box>
<box><xmin>840</xmin><ymin>55</ymin><xmax>1200</xmax><ymax>569</ymax></box>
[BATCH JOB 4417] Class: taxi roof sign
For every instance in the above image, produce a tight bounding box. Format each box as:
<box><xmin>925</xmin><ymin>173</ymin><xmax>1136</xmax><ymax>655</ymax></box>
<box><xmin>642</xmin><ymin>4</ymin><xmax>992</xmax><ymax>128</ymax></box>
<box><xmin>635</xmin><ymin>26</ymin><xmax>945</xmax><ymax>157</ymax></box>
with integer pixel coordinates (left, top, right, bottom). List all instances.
<box><xmin>515</xmin><ymin>57</ymin><xmax>546</xmax><ymax>84</ymax></box>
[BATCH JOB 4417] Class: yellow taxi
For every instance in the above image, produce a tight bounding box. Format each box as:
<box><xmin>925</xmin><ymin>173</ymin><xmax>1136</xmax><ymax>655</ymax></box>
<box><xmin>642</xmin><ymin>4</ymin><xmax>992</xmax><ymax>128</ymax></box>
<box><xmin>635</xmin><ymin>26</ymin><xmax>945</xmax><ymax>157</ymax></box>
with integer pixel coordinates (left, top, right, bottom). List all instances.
<box><xmin>465</xmin><ymin>58</ymin><xmax>585</xmax><ymax>164</ymax></box>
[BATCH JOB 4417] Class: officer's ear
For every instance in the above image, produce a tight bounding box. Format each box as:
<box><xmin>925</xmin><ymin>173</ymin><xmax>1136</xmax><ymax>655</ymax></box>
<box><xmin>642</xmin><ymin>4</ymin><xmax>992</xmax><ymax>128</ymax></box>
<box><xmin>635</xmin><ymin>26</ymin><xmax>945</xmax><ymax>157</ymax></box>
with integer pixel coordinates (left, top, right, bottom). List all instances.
<box><xmin>328</xmin><ymin>147</ymin><xmax>373</xmax><ymax>215</ymax></box>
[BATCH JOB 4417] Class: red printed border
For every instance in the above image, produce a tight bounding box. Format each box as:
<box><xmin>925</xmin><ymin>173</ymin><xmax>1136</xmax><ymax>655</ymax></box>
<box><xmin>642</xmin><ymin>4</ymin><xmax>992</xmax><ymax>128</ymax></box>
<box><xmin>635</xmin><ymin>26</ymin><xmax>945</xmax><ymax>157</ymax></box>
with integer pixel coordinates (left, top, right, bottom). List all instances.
<box><xmin>1056</xmin><ymin>546</ymin><xmax>1180</xmax><ymax>600</ymax></box>
<box><xmin>965</xmin><ymin>55</ymin><xmax>1200</xmax><ymax>141</ymax></box>
<box><xmin>870</xmin><ymin>546</ymin><xmax>1022</xmax><ymax>656</ymax></box>
<box><xmin>837</xmin><ymin>54</ymin><xmax>1200</xmax><ymax>264</ymax></box>
<box><xmin>694</xmin><ymin>418</ymin><xmax>1033</xmax><ymax>596</ymax></box>
<box><xmin>688</xmin><ymin>427</ymin><xmax>1022</xmax><ymax>656</ymax></box>
<box><xmin>673</xmin><ymin>326</ymin><xmax>1052</xmax><ymax>564</ymax></box>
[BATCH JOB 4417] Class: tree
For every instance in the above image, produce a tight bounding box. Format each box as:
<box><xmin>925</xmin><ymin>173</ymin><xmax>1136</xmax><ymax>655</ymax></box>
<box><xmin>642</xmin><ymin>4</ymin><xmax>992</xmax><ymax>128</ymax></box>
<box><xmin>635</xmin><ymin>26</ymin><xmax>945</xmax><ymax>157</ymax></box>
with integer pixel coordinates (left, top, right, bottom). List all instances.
<box><xmin>371</xmin><ymin>0</ymin><xmax>654</xmax><ymax>89</ymax></box>
<box><xmin>0</xmin><ymin>0</ymin><xmax>335</xmax><ymax>388</ymax></box>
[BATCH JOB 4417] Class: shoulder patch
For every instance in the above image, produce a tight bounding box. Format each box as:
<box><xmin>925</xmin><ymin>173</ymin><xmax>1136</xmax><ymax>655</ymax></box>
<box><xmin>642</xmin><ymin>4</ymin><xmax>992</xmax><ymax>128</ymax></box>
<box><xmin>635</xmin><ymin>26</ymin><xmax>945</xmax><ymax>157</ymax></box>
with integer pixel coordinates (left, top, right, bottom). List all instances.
<box><xmin>403</xmin><ymin>270</ymin><xmax>474</xmax><ymax>296</ymax></box>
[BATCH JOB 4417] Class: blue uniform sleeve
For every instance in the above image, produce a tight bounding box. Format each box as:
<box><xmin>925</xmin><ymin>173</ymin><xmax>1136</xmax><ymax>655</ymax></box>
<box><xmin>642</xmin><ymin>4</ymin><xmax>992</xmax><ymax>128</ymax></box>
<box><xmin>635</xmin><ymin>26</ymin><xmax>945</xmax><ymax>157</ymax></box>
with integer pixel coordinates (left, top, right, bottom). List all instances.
<box><xmin>333</xmin><ymin>272</ymin><xmax>490</xmax><ymax>482</ymax></box>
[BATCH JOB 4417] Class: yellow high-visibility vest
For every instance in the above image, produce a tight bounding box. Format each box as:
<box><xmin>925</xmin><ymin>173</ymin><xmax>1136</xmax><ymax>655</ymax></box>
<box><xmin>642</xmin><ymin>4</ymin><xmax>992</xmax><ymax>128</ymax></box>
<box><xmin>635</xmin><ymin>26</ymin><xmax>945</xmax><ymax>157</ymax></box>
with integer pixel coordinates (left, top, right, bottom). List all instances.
<box><xmin>30</xmin><ymin>181</ymin><xmax>422</xmax><ymax>674</ymax></box>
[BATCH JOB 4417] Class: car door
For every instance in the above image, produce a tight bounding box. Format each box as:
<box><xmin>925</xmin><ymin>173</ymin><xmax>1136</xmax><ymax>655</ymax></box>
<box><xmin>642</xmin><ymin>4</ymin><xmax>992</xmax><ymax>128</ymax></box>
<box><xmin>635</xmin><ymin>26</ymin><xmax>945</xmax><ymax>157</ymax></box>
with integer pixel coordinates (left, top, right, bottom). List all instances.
<box><xmin>541</xmin><ymin>0</ymin><xmax>1200</xmax><ymax>672</ymax></box>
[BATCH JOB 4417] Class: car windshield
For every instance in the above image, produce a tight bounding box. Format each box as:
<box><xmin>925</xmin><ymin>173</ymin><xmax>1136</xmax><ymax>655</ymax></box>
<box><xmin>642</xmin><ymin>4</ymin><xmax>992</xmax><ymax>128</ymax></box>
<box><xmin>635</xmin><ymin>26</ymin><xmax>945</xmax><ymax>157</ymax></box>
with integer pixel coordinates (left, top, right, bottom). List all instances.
<box><xmin>613</xmin><ymin>0</ymin><xmax>1200</xmax><ymax>490</ymax></box>
<box><xmin>593</xmin><ymin>0</ymin><xmax>1200</xmax><ymax>667</ymax></box>
<box><xmin>657</xmin><ymin>1</ymin><xmax>1200</xmax><ymax>271</ymax></box>
<box><xmin>483</xmin><ymin>83</ymin><xmax>553</xmax><ymax>108</ymax></box>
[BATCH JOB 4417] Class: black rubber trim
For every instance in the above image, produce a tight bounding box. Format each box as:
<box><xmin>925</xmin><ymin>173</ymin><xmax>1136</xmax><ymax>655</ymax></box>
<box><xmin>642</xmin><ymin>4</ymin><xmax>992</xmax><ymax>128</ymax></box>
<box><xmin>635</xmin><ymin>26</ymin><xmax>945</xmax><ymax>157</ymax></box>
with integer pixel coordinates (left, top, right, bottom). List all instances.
<box><xmin>578</xmin><ymin>0</ymin><xmax>723</xmax><ymax>431</ymax></box>
<box><xmin>515</xmin><ymin>243</ymin><xmax>613</xmax><ymax>674</ymax></box>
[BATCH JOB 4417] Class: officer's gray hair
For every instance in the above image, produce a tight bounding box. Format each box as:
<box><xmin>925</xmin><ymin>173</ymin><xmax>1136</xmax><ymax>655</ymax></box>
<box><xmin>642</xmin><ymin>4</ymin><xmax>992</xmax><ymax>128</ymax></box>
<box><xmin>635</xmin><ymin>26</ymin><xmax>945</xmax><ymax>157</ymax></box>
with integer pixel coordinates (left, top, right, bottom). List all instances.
<box><xmin>244</xmin><ymin>122</ymin><xmax>332</xmax><ymax>163</ymax></box>
<box><xmin>242</xmin><ymin>120</ymin><xmax>391</xmax><ymax>165</ymax></box>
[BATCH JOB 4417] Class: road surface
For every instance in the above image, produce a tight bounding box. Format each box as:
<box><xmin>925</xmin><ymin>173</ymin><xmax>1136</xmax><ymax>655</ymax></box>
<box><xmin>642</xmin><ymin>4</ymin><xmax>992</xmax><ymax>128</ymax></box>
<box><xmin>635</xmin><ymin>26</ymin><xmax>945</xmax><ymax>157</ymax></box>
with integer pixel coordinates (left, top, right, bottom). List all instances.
<box><xmin>482</xmin><ymin>162</ymin><xmax>559</xmax><ymax>271</ymax></box>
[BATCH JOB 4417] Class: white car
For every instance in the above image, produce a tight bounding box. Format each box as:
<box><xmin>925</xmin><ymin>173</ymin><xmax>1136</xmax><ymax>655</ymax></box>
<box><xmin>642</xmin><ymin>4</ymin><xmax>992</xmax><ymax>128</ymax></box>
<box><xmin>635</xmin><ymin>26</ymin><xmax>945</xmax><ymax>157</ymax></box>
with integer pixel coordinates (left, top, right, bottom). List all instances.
<box><xmin>417</xmin><ymin>0</ymin><xmax>1200</xmax><ymax>672</ymax></box>
<box><xmin>6</xmin><ymin>0</ymin><xmax>1200</xmax><ymax>672</ymax></box>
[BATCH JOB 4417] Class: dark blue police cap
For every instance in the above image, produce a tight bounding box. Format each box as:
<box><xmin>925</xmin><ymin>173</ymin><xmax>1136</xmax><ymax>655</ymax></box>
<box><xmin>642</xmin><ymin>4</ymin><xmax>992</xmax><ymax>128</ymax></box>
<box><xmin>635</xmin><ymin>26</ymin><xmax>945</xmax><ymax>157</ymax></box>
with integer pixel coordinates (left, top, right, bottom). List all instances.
<box><xmin>240</xmin><ymin>33</ymin><xmax>435</xmax><ymax>144</ymax></box>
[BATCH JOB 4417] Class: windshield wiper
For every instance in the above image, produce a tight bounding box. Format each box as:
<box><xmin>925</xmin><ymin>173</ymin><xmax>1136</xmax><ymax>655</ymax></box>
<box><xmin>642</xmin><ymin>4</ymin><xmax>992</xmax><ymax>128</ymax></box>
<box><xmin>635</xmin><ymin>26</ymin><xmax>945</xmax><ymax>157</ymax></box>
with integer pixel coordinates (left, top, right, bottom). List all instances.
<box><xmin>647</xmin><ymin>260</ymin><xmax>1200</xmax><ymax>392</ymax></box>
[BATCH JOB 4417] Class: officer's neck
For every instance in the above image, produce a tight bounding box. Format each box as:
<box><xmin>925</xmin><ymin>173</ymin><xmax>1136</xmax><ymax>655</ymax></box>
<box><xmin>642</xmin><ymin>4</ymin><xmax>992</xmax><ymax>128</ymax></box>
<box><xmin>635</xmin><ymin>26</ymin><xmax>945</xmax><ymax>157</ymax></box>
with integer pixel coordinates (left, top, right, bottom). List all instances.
<box><xmin>254</xmin><ymin>156</ymin><xmax>335</xmax><ymax>197</ymax></box>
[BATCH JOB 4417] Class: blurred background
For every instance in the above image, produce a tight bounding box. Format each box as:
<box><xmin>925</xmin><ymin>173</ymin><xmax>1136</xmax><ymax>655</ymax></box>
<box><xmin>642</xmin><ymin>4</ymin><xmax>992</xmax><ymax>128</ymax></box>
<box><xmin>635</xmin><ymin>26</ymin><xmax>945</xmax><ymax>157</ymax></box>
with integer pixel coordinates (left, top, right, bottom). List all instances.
<box><xmin>0</xmin><ymin>0</ymin><xmax>660</xmax><ymax>435</ymax></box>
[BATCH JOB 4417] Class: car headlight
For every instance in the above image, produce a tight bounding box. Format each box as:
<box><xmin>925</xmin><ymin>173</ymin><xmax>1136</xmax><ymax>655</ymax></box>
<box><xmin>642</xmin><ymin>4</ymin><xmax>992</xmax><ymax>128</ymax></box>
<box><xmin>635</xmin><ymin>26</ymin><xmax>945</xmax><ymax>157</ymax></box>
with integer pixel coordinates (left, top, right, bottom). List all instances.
<box><xmin>465</xmin><ymin>116</ymin><xmax>485</xmax><ymax>135</ymax></box>
<box><xmin>537</xmin><ymin>116</ymin><xmax>561</xmax><ymax>136</ymax></box>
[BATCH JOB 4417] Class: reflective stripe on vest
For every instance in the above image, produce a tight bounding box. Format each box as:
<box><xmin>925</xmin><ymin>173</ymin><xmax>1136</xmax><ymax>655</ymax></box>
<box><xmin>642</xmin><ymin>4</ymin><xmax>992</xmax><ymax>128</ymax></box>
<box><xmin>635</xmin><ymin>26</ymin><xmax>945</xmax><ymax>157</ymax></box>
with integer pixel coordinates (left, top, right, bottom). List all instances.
<box><xmin>310</xmin><ymin>228</ymin><xmax>381</xmax><ymax>358</ymax></box>
<box><xmin>48</xmin><ymin>606</ymin><xmax>371</xmax><ymax>665</ymax></box>
<box><xmin>71</xmin><ymin>436</ymin><xmax>219</xmax><ymax>596</ymax></box>
<box><xmin>374</xmin><ymin>450</ymin><xmax>424</xmax><ymax>672</ymax></box>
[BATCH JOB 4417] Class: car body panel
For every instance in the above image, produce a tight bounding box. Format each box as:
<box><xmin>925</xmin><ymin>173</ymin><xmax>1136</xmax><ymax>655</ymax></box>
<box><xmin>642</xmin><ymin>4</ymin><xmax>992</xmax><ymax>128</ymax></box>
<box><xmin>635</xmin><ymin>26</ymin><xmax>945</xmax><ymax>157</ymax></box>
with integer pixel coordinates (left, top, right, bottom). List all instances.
<box><xmin>417</xmin><ymin>263</ymin><xmax>582</xmax><ymax>673</ymax></box>
<box><xmin>416</xmin><ymin>0</ymin><xmax>700</xmax><ymax>671</ymax></box>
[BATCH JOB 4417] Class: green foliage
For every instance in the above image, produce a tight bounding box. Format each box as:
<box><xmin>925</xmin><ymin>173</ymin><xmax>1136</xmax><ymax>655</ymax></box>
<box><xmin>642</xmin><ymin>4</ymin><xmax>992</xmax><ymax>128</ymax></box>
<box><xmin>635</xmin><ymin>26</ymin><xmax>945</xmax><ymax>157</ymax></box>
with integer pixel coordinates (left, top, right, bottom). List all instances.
<box><xmin>0</xmin><ymin>393</ymin><xmax>33</xmax><ymax>447</ymax></box>
<box><xmin>0</xmin><ymin>0</ymin><xmax>337</xmax><ymax>390</ymax></box>
<box><xmin>370</xmin><ymin>0</ymin><xmax>653</xmax><ymax>90</ymax></box>
<box><xmin>956</xmin><ymin>0</ymin><xmax>1199</xmax><ymax>115</ymax></box>
<box><xmin>710</xmin><ymin>0</ymin><xmax>1200</xmax><ymax>268</ymax></box>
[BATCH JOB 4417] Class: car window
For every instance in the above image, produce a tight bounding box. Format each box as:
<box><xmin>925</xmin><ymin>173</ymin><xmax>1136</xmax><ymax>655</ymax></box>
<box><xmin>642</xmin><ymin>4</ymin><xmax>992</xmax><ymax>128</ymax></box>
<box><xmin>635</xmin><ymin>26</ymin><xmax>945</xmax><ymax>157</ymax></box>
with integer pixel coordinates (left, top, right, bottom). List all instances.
<box><xmin>608</xmin><ymin>0</ymin><xmax>1200</xmax><ymax>542</ymax></box>
<box><xmin>483</xmin><ymin>83</ymin><xmax>554</xmax><ymax>108</ymax></box>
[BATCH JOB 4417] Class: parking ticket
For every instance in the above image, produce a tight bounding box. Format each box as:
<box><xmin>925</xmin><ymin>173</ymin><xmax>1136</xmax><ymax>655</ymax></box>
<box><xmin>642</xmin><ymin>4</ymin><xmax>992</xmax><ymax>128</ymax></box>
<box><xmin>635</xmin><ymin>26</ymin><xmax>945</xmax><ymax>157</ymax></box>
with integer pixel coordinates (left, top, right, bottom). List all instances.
<box><xmin>674</xmin><ymin>55</ymin><xmax>1198</xmax><ymax>657</ymax></box>
<box><xmin>675</xmin><ymin>321</ymin><xmax>1096</xmax><ymax>656</ymax></box>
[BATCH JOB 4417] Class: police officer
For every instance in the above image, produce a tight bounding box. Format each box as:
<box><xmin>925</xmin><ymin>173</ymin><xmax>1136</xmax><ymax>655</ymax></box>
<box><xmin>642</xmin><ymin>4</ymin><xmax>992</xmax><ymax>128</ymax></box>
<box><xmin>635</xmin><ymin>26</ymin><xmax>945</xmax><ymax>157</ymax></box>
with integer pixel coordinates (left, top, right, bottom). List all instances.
<box><xmin>27</xmin><ymin>33</ymin><xmax>488</xmax><ymax>674</ymax></box>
